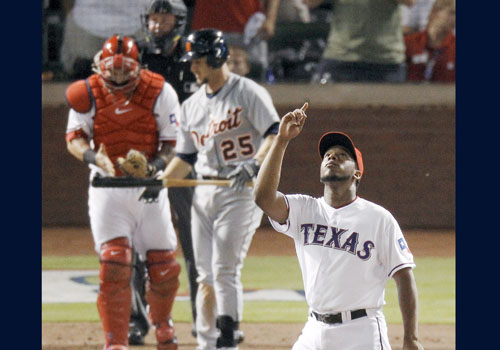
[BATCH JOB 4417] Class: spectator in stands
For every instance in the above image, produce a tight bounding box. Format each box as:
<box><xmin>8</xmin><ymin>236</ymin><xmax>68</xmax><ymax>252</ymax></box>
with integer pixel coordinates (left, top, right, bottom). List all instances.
<box><xmin>311</xmin><ymin>0</ymin><xmax>416</xmax><ymax>83</ymax></box>
<box><xmin>401</xmin><ymin>0</ymin><xmax>436</xmax><ymax>35</ymax></box>
<box><xmin>190</xmin><ymin>0</ymin><xmax>281</xmax><ymax>81</ymax></box>
<box><xmin>60</xmin><ymin>0</ymin><xmax>150</xmax><ymax>79</ymax></box>
<box><xmin>404</xmin><ymin>0</ymin><xmax>455</xmax><ymax>83</ymax></box>
<box><xmin>227</xmin><ymin>45</ymin><xmax>251</xmax><ymax>77</ymax></box>
<box><xmin>276</xmin><ymin>0</ymin><xmax>311</xmax><ymax>23</ymax></box>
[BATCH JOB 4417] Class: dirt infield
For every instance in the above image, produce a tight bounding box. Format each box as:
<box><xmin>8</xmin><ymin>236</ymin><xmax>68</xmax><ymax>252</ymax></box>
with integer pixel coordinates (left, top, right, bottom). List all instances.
<box><xmin>42</xmin><ymin>227</ymin><xmax>455</xmax><ymax>350</ymax></box>
<box><xmin>42</xmin><ymin>322</ymin><xmax>455</xmax><ymax>350</ymax></box>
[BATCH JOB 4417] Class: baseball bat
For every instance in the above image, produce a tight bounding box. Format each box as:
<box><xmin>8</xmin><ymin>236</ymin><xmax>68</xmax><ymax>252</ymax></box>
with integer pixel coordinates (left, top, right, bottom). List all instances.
<box><xmin>91</xmin><ymin>176</ymin><xmax>253</xmax><ymax>188</ymax></box>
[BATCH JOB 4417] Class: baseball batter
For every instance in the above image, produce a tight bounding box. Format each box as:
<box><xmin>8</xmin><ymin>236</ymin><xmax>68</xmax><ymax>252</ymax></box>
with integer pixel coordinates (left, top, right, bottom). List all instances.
<box><xmin>65</xmin><ymin>35</ymin><xmax>181</xmax><ymax>350</ymax></box>
<box><xmin>254</xmin><ymin>104</ymin><xmax>425</xmax><ymax>350</ymax></box>
<box><xmin>158</xmin><ymin>29</ymin><xmax>280</xmax><ymax>350</ymax></box>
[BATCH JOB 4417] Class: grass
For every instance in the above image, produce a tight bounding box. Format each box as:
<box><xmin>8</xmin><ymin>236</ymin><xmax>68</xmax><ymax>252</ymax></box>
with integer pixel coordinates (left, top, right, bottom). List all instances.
<box><xmin>42</xmin><ymin>255</ymin><xmax>455</xmax><ymax>324</ymax></box>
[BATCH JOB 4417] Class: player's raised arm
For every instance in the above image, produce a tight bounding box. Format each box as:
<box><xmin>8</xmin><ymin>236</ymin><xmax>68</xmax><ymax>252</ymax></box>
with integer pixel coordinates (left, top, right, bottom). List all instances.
<box><xmin>253</xmin><ymin>103</ymin><xmax>308</xmax><ymax>224</ymax></box>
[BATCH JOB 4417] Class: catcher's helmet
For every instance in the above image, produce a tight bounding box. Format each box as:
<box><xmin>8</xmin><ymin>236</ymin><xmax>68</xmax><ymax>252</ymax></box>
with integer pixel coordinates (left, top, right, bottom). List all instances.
<box><xmin>141</xmin><ymin>0</ymin><xmax>187</xmax><ymax>55</ymax></box>
<box><xmin>93</xmin><ymin>34</ymin><xmax>141</xmax><ymax>94</ymax></box>
<box><xmin>180</xmin><ymin>29</ymin><xmax>229</xmax><ymax>68</ymax></box>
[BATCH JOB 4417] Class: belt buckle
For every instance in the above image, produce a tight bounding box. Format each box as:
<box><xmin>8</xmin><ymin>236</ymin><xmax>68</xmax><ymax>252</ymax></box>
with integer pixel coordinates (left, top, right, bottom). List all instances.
<box><xmin>314</xmin><ymin>312</ymin><xmax>341</xmax><ymax>324</ymax></box>
<box><xmin>324</xmin><ymin>313</ymin><xmax>341</xmax><ymax>324</ymax></box>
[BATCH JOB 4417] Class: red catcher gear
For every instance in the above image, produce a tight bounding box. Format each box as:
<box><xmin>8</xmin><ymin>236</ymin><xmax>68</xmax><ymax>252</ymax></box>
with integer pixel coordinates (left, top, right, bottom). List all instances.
<box><xmin>93</xmin><ymin>35</ymin><xmax>141</xmax><ymax>94</ymax></box>
<box><xmin>146</xmin><ymin>250</ymin><xmax>180</xmax><ymax>349</ymax></box>
<box><xmin>64</xmin><ymin>70</ymin><xmax>166</xmax><ymax>175</ymax></box>
<box><xmin>97</xmin><ymin>237</ymin><xmax>133</xmax><ymax>348</ymax></box>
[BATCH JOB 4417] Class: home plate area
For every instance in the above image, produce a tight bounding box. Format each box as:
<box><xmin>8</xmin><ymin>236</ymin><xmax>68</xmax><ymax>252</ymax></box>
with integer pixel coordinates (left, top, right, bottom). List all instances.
<box><xmin>42</xmin><ymin>270</ymin><xmax>306</xmax><ymax>303</ymax></box>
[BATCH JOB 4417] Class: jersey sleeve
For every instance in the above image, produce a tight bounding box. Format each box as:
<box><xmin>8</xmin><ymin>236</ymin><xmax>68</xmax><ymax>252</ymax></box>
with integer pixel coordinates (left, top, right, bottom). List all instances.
<box><xmin>383</xmin><ymin>214</ymin><xmax>416</xmax><ymax>277</ymax></box>
<box><xmin>154</xmin><ymin>82</ymin><xmax>181</xmax><ymax>142</ymax></box>
<box><xmin>269</xmin><ymin>194</ymin><xmax>310</xmax><ymax>240</ymax></box>
<box><xmin>243</xmin><ymin>80</ymin><xmax>280</xmax><ymax>135</ymax></box>
<box><xmin>174</xmin><ymin>100</ymin><xmax>198</xmax><ymax>155</ymax></box>
<box><xmin>65</xmin><ymin>105</ymin><xmax>95</xmax><ymax>142</ymax></box>
<box><xmin>400</xmin><ymin>5</ymin><xmax>414</xmax><ymax>28</ymax></box>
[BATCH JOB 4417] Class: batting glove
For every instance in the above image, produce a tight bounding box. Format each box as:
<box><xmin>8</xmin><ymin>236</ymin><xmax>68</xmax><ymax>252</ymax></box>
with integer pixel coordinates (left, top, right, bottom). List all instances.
<box><xmin>138</xmin><ymin>185</ymin><xmax>163</xmax><ymax>204</ymax></box>
<box><xmin>227</xmin><ymin>159</ymin><xmax>260</xmax><ymax>192</ymax></box>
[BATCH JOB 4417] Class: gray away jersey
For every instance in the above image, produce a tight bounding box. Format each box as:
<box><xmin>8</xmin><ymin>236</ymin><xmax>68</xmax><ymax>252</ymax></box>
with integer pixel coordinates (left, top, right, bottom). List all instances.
<box><xmin>176</xmin><ymin>73</ymin><xmax>280</xmax><ymax>176</ymax></box>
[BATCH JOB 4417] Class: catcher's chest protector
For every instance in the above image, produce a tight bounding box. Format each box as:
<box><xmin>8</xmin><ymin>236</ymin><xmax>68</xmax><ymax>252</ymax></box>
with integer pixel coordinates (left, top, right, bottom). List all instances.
<box><xmin>88</xmin><ymin>71</ymin><xmax>165</xmax><ymax>172</ymax></box>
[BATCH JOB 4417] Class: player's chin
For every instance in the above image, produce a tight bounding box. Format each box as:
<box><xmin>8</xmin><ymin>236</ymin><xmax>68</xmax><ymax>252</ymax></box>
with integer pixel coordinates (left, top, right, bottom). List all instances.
<box><xmin>320</xmin><ymin>173</ymin><xmax>351</xmax><ymax>184</ymax></box>
<box><xmin>320</xmin><ymin>167</ymin><xmax>336</xmax><ymax>179</ymax></box>
<box><xmin>194</xmin><ymin>75</ymin><xmax>207</xmax><ymax>85</ymax></box>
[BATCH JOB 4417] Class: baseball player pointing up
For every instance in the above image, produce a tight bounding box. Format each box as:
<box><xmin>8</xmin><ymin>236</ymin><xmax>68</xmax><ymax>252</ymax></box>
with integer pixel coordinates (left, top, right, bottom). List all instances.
<box><xmin>159</xmin><ymin>29</ymin><xmax>280</xmax><ymax>350</ymax></box>
<box><xmin>254</xmin><ymin>104</ymin><xmax>425</xmax><ymax>350</ymax></box>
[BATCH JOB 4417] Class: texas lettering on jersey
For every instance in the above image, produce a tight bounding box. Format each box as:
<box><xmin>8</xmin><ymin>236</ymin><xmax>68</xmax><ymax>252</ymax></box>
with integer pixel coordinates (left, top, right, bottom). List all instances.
<box><xmin>191</xmin><ymin>107</ymin><xmax>242</xmax><ymax>147</ymax></box>
<box><xmin>301</xmin><ymin>223</ymin><xmax>375</xmax><ymax>261</ymax></box>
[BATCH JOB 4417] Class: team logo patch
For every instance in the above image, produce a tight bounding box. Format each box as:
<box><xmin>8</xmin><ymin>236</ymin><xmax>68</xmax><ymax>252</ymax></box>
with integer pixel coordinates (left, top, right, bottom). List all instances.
<box><xmin>398</xmin><ymin>237</ymin><xmax>408</xmax><ymax>251</ymax></box>
<box><xmin>169</xmin><ymin>113</ymin><xmax>177</xmax><ymax>125</ymax></box>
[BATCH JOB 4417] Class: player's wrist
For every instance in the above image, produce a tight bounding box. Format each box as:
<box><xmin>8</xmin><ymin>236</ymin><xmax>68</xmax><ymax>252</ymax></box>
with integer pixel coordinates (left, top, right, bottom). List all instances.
<box><xmin>83</xmin><ymin>149</ymin><xmax>97</xmax><ymax>165</ymax></box>
<box><xmin>276</xmin><ymin>134</ymin><xmax>292</xmax><ymax>145</ymax></box>
<box><xmin>149</xmin><ymin>157</ymin><xmax>167</xmax><ymax>176</ymax></box>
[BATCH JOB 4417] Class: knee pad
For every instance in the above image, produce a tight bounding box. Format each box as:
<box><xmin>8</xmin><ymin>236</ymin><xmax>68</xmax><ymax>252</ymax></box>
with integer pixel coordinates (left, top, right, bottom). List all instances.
<box><xmin>99</xmin><ymin>237</ymin><xmax>132</xmax><ymax>291</ymax></box>
<box><xmin>146</xmin><ymin>250</ymin><xmax>181</xmax><ymax>286</ymax></box>
<box><xmin>146</xmin><ymin>250</ymin><xmax>181</xmax><ymax>325</ymax></box>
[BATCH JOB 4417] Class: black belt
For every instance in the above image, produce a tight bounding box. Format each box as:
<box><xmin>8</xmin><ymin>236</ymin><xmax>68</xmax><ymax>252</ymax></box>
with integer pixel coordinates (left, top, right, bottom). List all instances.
<box><xmin>311</xmin><ymin>309</ymin><xmax>367</xmax><ymax>324</ymax></box>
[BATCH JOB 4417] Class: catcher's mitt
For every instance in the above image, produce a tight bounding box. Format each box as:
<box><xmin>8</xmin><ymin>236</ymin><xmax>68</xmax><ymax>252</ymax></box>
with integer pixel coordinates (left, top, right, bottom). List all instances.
<box><xmin>117</xmin><ymin>149</ymin><xmax>154</xmax><ymax>178</ymax></box>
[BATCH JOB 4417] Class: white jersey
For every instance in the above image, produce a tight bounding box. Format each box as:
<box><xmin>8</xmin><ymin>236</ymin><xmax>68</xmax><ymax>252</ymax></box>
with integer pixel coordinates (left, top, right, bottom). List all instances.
<box><xmin>176</xmin><ymin>73</ymin><xmax>280</xmax><ymax>177</ymax></box>
<box><xmin>269</xmin><ymin>195</ymin><xmax>415</xmax><ymax>314</ymax></box>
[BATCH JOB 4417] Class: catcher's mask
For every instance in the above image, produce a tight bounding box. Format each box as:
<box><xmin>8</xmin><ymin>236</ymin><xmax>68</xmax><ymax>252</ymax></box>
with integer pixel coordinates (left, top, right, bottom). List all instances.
<box><xmin>141</xmin><ymin>0</ymin><xmax>187</xmax><ymax>55</ymax></box>
<box><xmin>93</xmin><ymin>34</ymin><xmax>140</xmax><ymax>94</ymax></box>
<box><xmin>180</xmin><ymin>28</ymin><xmax>229</xmax><ymax>69</ymax></box>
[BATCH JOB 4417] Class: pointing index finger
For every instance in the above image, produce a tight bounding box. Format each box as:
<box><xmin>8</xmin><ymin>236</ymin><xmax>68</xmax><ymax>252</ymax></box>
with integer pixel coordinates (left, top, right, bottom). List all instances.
<box><xmin>301</xmin><ymin>102</ymin><xmax>309</xmax><ymax>112</ymax></box>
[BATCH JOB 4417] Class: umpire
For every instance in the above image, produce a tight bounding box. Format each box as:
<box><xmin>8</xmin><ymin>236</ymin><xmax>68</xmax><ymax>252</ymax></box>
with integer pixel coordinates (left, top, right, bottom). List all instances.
<box><xmin>128</xmin><ymin>0</ymin><xmax>200</xmax><ymax>344</ymax></box>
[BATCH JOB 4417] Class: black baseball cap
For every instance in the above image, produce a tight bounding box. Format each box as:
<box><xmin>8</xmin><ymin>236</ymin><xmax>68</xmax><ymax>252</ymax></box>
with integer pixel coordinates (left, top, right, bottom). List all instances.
<box><xmin>318</xmin><ymin>131</ymin><xmax>364</xmax><ymax>177</ymax></box>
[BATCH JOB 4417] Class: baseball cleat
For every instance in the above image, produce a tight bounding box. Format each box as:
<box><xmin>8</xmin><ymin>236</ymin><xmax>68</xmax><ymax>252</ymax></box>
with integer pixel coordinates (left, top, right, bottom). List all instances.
<box><xmin>105</xmin><ymin>345</ymin><xmax>129</xmax><ymax>350</ymax></box>
<box><xmin>235</xmin><ymin>329</ymin><xmax>244</xmax><ymax>344</ymax></box>
<box><xmin>156</xmin><ymin>322</ymin><xmax>178</xmax><ymax>350</ymax></box>
<box><xmin>128</xmin><ymin>326</ymin><xmax>145</xmax><ymax>345</ymax></box>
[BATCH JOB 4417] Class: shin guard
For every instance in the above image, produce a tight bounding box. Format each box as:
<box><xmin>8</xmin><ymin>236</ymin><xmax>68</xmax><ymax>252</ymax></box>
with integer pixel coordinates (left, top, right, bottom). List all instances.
<box><xmin>97</xmin><ymin>237</ymin><xmax>132</xmax><ymax>348</ymax></box>
<box><xmin>146</xmin><ymin>250</ymin><xmax>181</xmax><ymax>348</ymax></box>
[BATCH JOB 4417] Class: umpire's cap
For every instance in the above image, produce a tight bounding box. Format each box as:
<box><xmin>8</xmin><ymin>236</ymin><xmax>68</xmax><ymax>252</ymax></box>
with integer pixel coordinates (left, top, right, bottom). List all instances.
<box><xmin>180</xmin><ymin>28</ymin><xmax>229</xmax><ymax>68</ymax></box>
<box><xmin>318</xmin><ymin>132</ymin><xmax>364</xmax><ymax>177</ymax></box>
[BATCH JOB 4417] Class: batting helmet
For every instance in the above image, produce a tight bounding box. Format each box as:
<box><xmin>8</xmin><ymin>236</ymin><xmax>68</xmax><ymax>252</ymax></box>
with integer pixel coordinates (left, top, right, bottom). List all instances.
<box><xmin>180</xmin><ymin>29</ymin><xmax>229</xmax><ymax>68</ymax></box>
<box><xmin>93</xmin><ymin>34</ymin><xmax>141</xmax><ymax>94</ymax></box>
<box><xmin>141</xmin><ymin>0</ymin><xmax>187</xmax><ymax>55</ymax></box>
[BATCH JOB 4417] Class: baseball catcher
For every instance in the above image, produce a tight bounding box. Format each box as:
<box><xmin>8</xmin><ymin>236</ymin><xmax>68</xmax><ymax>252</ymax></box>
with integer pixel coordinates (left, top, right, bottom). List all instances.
<box><xmin>65</xmin><ymin>34</ymin><xmax>181</xmax><ymax>350</ymax></box>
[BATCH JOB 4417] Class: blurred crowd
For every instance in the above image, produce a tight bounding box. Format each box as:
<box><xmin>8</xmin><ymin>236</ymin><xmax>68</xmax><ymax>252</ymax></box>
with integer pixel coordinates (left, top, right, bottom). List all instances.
<box><xmin>42</xmin><ymin>0</ymin><xmax>455</xmax><ymax>84</ymax></box>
